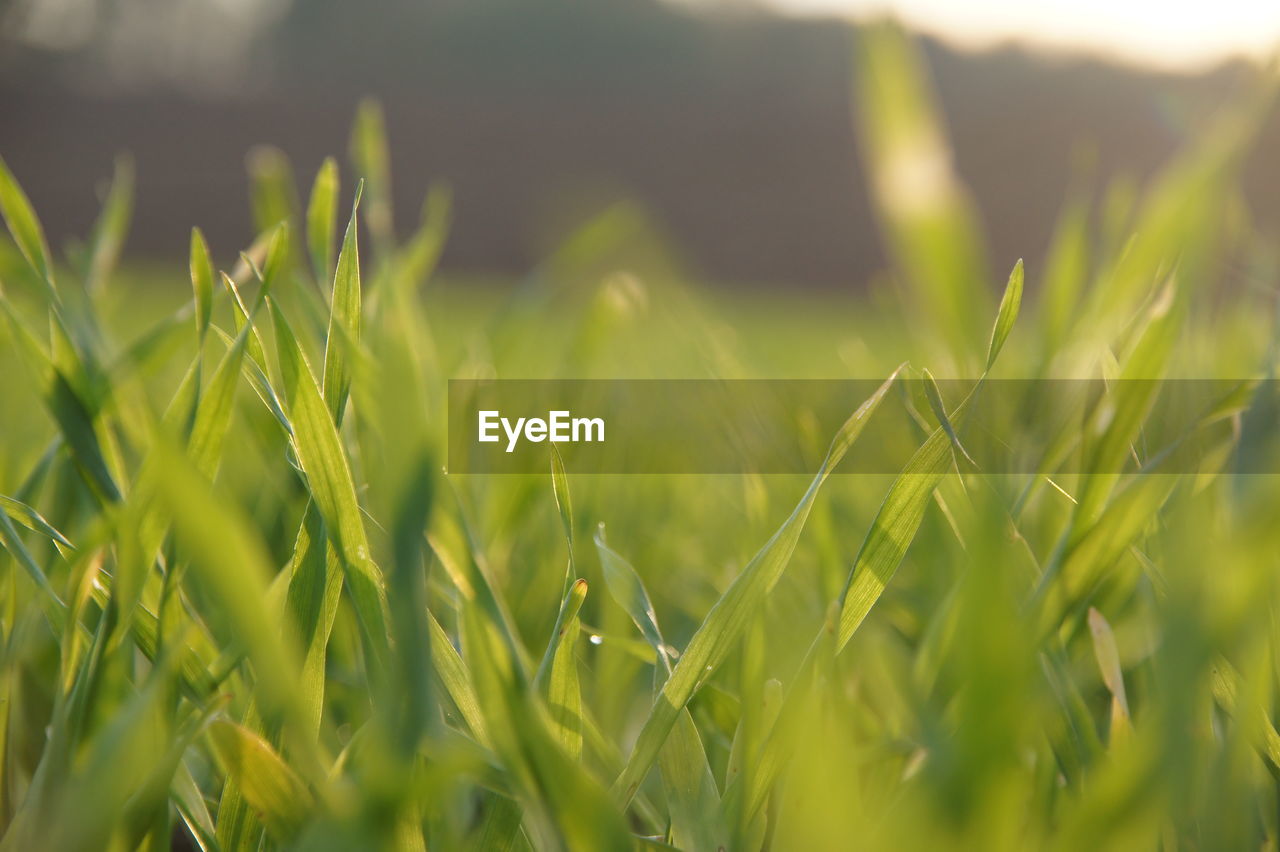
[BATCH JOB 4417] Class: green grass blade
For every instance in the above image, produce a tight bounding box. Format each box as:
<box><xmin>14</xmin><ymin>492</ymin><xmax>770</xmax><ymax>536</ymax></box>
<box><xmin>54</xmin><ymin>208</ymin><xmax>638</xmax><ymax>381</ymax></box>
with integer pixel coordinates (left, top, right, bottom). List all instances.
<box><xmin>1038</xmin><ymin>195</ymin><xmax>1090</xmax><ymax>356</ymax></box>
<box><xmin>152</xmin><ymin>444</ymin><xmax>306</xmax><ymax>734</ymax></box>
<box><xmin>322</xmin><ymin>183</ymin><xmax>363</xmax><ymax>425</ymax></box>
<box><xmin>588</xmin><ymin>529</ymin><xmax>721</xmax><ymax>845</ymax></box>
<box><xmin>396</xmin><ymin>184</ymin><xmax>452</xmax><ymax>290</ymax></box>
<box><xmin>0</xmin><ymin>153</ymin><xmax>55</xmax><ymax>289</ymax></box>
<box><xmin>986</xmin><ymin>258</ymin><xmax>1024</xmax><ymax>370</ymax></box>
<box><xmin>612</xmin><ymin>367</ymin><xmax>902</xmax><ymax>805</ymax></box>
<box><xmin>1087</xmin><ymin>607</ymin><xmax>1132</xmax><ymax>746</ymax></box>
<box><xmin>921</xmin><ymin>367</ymin><xmax>976</xmax><ymax>467</ymax></box>
<box><xmin>349</xmin><ymin>100</ymin><xmax>394</xmax><ymax>259</ymax></box>
<box><xmin>854</xmin><ymin>22</ymin><xmax>991</xmax><ymax>366</ymax></box>
<box><xmin>49</xmin><ymin>369</ymin><xmax>122</xmax><ymax>503</ymax></box>
<box><xmin>385</xmin><ymin>453</ymin><xmax>437</xmax><ymax>752</ymax></box>
<box><xmin>190</xmin><ymin>229</ymin><xmax>215</xmax><ymax>342</ymax></box>
<box><xmin>546</xmin><ymin>579</ymin><xmax>588</xmax><ymax>759</ymax></box>
<box><xmin>0</xmin><ymin>504</ymin><xmax>66</xmax><ymax>620</ymax></box>
<box><xmin>282</xmin><ymin>503</ymin><xmax>344</xmax><ymax>736</ymax></box>
<box><xmin>0</xmin><ymin>494</ymin><xmax>74</xmax><ymax>555</ymax></box>
<box><xmin>83</xmin><ymin>155</ymin><xmax>133</xmax><ymax>295</ymax></box>
<box><xmin>1211</xmin><ymin>659</ymin><xmax>1280</xmax><ymax>780</ymax></box>
<box><xmin>837</xmin><ymin>260</ymin><xmax>1023</xmax><ymax>650</ymax></box>
<box><xmin>186</xmin><ymin>315</ymin><xmax>256</xmax><ymax>480</ymax></box>
<box><xmin>658</xmin><ymin>709</ymin><xmax>725</xmax><ymax>851</ymax></box>
<box><xmin>427</xmin><ymin>611</ymin><xmax>489</xmax><ymax>746</ymax></box>
<box><xmin>1032</xmin><ymin>474</ymin><xmax>1176</xmax><ymax>638</ymax></box>
<box><xmin>836</xmin><ymin>396</ymin><xmax>975</xmax><ymax>652</ymax></box>
<box><xmin>210</xmin><ymin>325</ymin><xmax>292</xmax><ymax>437</ymax></box>
<box><xmin>1073</xmin><ymin>284</ymin><xmax>1180</xmax><ymax>529</ymax></box>
<box><xmin>594</xmin><ymin>526</ymin><xmax>671</xmax><ymax>675</ymax></box>
<box><xmin>464</xmin><ymin>601</ymin><xmax>632</xmax><ymax>851</ymax></box>
<box><xmin>173</xmin><ymin>758</ymin><xmax>222</xmax><ymax>852</ymax></box>
<box><xmin>269</xmin><ymin>296</ymin><xmax>392</xmax><ymax>671</ymax></box>
<box><xmin>466</xmin><ymin>794</ymin><xmax>527</xmax><ymax>852</ymax></box>
<box><xmin>306</xmin><ymin>157</ymin><xmax>339</xmax><ymax>287</ymax></box>
<box><xmin>247</xmin><ymin>146</ymin><xmax>300</xmax><ymax>238</ymax></box>
<box><xmin>208</xmin><ymin>719</ymin><xmax>313</xmax><ymax>843</ymax></box>
<box><xmin>551</xmin><ymin>444</ymin><xmax>575</xmax><ymax>596</ymax></box>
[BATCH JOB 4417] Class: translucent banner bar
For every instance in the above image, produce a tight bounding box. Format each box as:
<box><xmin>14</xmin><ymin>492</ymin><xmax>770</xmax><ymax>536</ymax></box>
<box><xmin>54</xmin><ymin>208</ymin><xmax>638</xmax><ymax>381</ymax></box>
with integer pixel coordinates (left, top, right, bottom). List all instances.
<box><xmin>447</xmin><ymin>378</ymin><xmax>1275</xmax><ymax>474</ymax></box>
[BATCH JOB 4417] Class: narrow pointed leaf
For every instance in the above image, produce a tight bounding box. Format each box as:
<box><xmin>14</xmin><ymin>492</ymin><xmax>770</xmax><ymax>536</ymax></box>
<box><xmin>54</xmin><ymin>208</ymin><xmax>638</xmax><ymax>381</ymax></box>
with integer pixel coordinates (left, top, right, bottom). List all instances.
<box><xmin>0</xmin><ymin>154</ymin><xmax>54</xmax><ymax>288</ymax></box>
<box><xmin>208</xmin><ymin>720</ymin><xmax>312</xmax><ymax>842</ymax></box>
<box><xmin>306</xmin><ymin>157</ymin><xmax>339</xmax><ymax>286</ymax></box>
<box><xmin>322</xmin><ymin>183</ymin><xmax>363</xmax><ymax>425</ymax></box>
<box><xmin>612</xmin><ymin>367</ymin><xmax>902</xmax><ymax>805</ymax></box>
<box><xmin>986</xmin><ymin>258</ymin><xmax>1024</xmax><ymax>370</ymax></box>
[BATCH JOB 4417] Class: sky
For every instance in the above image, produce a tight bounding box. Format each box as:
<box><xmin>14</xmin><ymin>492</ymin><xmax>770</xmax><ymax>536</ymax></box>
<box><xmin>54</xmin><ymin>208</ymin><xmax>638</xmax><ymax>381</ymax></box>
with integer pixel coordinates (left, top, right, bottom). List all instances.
<box><xmin>695</xmin><ymin>0</ymin><xmax>1280</xmax><ymax>70</ymax></box>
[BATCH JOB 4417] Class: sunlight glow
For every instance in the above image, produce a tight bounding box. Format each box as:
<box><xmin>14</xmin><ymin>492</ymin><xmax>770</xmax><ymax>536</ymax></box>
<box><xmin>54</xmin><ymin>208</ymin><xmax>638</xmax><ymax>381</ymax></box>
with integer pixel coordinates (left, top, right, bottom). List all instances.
<box><xmin>704</xmin><ymin>0</ymin><xmax>1280</xmax><ymax>70</ymax></box>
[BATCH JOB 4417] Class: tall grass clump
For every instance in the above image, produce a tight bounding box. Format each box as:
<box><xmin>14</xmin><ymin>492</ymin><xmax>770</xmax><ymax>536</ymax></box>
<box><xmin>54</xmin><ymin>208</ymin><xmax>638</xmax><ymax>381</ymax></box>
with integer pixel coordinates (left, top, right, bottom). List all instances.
<box><xmin>2</xmin><ymin>22</ymin><xmax>1280</xmax><ymax>851</ymax></box>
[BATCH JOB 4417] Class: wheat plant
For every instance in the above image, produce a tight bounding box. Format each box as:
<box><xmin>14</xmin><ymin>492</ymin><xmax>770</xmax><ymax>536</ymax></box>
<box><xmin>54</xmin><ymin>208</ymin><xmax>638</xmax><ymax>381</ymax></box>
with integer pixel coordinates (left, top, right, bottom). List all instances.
<box><xmin>1</xmin><ymin>22</ymin><xmax>1279</xmax><ymax>851</ymax></box>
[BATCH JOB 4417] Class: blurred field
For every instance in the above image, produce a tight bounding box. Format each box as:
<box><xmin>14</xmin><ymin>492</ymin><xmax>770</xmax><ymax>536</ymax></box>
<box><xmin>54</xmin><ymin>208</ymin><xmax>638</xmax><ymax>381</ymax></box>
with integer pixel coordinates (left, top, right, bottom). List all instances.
<box><xmin>5</xmin><ymin>0</ymin><xmax>1280</xmax><ymax>290</ymax></box>
<box><xmin>2</xmin><ymin>21</ymin><xmax>1280</xmax><ymax>852</ymax></box>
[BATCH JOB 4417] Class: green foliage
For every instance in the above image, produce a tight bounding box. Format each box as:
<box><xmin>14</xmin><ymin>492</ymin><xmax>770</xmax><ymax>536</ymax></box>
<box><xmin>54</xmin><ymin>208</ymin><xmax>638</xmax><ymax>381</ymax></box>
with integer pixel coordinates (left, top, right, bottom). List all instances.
<box><xmin>0</xmin><ymin>23</ymin><xmax>1278</xmax><ymax>852</ymax></box>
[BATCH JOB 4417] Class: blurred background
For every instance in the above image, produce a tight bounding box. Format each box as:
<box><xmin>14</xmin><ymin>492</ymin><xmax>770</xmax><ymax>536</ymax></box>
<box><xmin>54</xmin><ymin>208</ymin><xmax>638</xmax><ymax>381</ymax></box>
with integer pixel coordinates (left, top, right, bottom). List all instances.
<box><xmin>1</xmin><ymin>0</ymin><xmax>1278</xmax><ymax>290</ymax></box>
